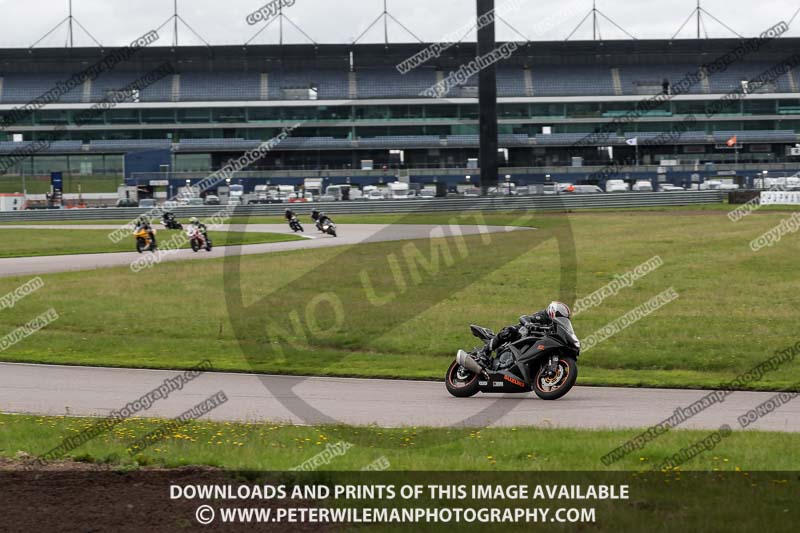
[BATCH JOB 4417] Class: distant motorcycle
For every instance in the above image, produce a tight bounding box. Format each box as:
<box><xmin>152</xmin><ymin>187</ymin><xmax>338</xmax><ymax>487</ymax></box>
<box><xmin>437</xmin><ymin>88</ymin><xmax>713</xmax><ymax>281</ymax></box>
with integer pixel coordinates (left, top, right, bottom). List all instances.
<box><xmin>161</xmin><ymin>216</ymin><xmax>183</xmax><ymax>230</ymax></box>
<box><xmin>445</xmin><ymin>314</ymin><xmax>581</xmax><ymax>401</ymax></box>
<box><xmin>317</xmin><ymin>218</ymin><xmax>337</xmax><ymax>237</ymax></box>
<box><xmin>288</xmin><ymin>216</ymin><xmax>304</xmax><ymax>233</ymax></box>
<box><xmin>134</xmin><ymin>227</ymin><xmax>157</xmax><ymax>253</ymax></box>
<box><xmin>187</xmin><ymin>227</ymin><xmax>213</xmax><ymax>252</ymax></box>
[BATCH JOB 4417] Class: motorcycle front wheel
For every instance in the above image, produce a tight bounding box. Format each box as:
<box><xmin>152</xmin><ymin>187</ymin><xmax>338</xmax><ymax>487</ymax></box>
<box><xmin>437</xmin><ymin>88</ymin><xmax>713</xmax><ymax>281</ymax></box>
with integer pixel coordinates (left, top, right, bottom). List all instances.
<box><xmin>136</xmin><ymin>237</ymin><xmax>147</xmax><ymax>253</ymax></box>
<box><xmin>445</xmin><ymin>360</ymin><xmax>480</xmax><ymax>398</ymax></box>
<box><xmin>533</xmin><ymin>357</ymin><xmax>578</xmax><ymax>400</ymax></box>
<box><xmin>190</xmin><ymin>239</ymin><xmax>200</xmax><ymax>252</ymax></box>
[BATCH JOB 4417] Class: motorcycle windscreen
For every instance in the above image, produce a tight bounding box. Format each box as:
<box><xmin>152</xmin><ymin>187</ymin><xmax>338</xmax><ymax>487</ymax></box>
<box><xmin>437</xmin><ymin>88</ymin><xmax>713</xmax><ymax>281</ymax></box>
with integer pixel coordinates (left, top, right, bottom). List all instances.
<box><xmin>553</xmin><ymin>317</ymin><xmax>576</xmax><ymax>338</ymax></box>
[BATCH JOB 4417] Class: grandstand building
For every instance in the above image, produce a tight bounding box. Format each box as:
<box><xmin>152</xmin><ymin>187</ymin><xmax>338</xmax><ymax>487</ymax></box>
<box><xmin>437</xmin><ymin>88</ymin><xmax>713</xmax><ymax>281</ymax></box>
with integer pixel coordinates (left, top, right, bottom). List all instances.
<box><xmin>2</xmin><ymin>37</ymin><xmax>800</xmax><ymax>190</ymax></box>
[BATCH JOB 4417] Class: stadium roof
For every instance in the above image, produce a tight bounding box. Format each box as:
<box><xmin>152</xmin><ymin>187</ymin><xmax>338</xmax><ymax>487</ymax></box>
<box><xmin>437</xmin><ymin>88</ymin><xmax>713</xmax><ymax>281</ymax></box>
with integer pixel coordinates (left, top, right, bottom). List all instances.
<box><xmin>0</xmin><ymin>38</ymin><xmax>796</xmax><ymax>73</ymax></box>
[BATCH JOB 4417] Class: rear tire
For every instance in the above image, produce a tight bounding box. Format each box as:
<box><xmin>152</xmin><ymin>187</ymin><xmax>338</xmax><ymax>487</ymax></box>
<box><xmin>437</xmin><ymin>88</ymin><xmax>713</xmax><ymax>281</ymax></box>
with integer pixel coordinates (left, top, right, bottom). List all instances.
<box><xmin>445</xmin><ymin>360</ymin><xmax>480</xmax><ymax>398</ymax></box>
<box><xmin>533</xmin><ymin>357</ymin><xmax>578</xmax><ymax>400</ymax></box>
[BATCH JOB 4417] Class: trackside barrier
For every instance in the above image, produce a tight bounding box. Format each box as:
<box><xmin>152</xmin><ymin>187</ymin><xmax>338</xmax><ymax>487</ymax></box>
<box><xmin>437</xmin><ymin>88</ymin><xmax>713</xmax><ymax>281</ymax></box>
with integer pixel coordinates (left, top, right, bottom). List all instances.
<box><xmin>0</xmin><ymin>191</ymin><xmax>725</xmax><ymax>222</ymax></box>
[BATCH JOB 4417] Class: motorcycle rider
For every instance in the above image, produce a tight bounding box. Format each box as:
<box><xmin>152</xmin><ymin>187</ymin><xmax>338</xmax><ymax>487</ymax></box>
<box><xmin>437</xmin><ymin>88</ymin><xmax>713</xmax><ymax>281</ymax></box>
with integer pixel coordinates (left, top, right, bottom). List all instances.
<box><xmin>478</xmin><ymin>302</ymin><xmax>571</xmax><ymax>358</ymax></box>
<box><xmin>189</xmin><ymin>216</ymin><xmax>207</xmax><ymax>234</ymax></box>
<box><xmin>189</xmin><ymin>216</ymin><xmax>210</xmax><ymax>243</ymax></box>
<box><xmin>310</xmin><ymin>209</ymin><xmax>333</xmax><ymax>231</ymax></box>
<box><xmin>162</xmin><ymin>211</ymin><xmax>178</xmax><ymax>229</ymax></box>
<box><xmin>135</xmin><ymin>217</ymin><xmax>157</xmax><ymax>248</ymax></box>
<box><xmin>285</xmin><ymin>208</ymin><xmax>297</xmax><ymax>222</ymax></box>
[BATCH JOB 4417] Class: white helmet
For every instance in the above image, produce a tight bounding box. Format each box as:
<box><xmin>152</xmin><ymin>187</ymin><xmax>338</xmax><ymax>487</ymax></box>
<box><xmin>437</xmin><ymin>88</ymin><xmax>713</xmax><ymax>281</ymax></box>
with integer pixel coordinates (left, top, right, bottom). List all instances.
<box><xmin>547</xmin><ymin>301</ymin><xmax>571</xmax><ymax>320</ymax></box>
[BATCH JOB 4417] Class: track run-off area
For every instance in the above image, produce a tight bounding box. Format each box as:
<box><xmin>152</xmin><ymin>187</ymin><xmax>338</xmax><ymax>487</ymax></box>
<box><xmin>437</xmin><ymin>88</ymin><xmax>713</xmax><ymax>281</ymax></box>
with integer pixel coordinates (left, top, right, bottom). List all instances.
<box><xmin>1</xmin><ymin>362</ymin><xmax>798</xmax><ymax>432</ymax></box>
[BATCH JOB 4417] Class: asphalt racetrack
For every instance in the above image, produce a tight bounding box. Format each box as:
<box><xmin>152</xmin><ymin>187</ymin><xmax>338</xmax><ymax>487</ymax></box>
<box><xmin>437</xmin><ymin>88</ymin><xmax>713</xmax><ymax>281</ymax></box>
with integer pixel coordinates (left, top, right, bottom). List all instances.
<box><xmin>0</xmin><ymin>223</ymin><xmax>524</xmax><ymax>278</ymax></box>
<box><xmin>1</xmin><ymin>362</ymin><xmax>797</xmax><ymax>431</ymax></box>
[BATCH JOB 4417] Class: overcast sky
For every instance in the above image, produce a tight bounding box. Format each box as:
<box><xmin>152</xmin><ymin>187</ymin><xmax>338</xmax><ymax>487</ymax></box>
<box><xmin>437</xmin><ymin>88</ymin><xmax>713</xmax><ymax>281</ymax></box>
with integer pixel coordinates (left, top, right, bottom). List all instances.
<box><xmin>1</xmin><ymin>0</ymin><xmax>799</xmax><ymax>48</ymax></box>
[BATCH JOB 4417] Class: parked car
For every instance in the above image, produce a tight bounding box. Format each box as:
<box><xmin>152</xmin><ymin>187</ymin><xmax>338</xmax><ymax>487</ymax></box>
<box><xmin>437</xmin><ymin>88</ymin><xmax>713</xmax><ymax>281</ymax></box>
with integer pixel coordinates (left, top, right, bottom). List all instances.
<box><xmin>632</xmin><ymin>180</ymin><xmax>654</xmax><ymax>192</ymax></box>
<box><xmin>162</xmin><ymin>200</ymin><xmax>179</xmax><ymax>209</ymax></box>
<box><xmin>204</xmin><ymin>195</ymin><xmax>221</xmax><ymax>206</ymax></box>
<box><xmin>139</xmin><ymin>199</ymin><xmax>157</xmax><ymax>209</ymax></box>
<box><xmin>660</xmin><ymin>185</ymin><xmax>685</xmax><ymax>192</ymax></box>
<box><xmin>605</xmin><ymin>180</ymin><xmax>630</xmax><ymax>193</ymax></box>
<box><xmin>115</xmin><ymin>199</ymin><xmax>139</xmax><ymax>207</ymax></box>
<box><xmin>367</xmin><ymin>190</ymin><xmax>385</xmax><ymax>200</ymax></box>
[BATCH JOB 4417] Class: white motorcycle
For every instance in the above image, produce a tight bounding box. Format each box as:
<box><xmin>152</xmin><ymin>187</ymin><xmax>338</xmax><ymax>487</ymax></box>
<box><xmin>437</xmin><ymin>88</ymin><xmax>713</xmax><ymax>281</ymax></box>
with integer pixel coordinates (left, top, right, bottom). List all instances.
<box><xmin>186</xmin><ymin>226</ymin><xmax>212</xmax><ymax>252</ymax></box>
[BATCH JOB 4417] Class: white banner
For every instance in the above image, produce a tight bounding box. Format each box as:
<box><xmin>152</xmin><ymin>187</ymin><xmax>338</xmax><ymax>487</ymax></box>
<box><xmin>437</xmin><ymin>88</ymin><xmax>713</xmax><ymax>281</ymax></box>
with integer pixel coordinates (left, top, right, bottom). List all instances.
<box><xmin>761</xmin><ymin>191</ymin><xmax>800</xmax><ymax>205</ymax></box>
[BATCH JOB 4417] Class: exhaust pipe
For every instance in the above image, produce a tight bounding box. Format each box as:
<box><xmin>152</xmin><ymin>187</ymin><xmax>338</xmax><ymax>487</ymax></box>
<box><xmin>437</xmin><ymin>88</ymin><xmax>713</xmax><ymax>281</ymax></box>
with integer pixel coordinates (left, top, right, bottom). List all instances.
<box><xmin>456</xmin><ymin>350</ymin><xmax>485</xmax><ymax>374</ymax></box>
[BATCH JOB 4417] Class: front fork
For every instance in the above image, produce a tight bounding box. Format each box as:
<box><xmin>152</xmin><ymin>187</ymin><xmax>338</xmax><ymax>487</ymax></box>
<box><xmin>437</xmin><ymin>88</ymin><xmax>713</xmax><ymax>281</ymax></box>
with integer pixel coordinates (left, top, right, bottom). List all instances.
<box><xmin>542</xmin><ymin>356</ymin><xmax>560</xmax><ymax>379</ymax></box>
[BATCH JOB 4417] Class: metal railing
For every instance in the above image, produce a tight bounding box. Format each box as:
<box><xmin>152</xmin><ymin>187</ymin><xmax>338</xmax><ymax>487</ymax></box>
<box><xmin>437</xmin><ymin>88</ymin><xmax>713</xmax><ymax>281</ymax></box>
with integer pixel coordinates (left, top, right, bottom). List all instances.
<box><xmin>0</xmin><ymin>191</ymin><xmax>726</xmax><ymax>222</ymax></box>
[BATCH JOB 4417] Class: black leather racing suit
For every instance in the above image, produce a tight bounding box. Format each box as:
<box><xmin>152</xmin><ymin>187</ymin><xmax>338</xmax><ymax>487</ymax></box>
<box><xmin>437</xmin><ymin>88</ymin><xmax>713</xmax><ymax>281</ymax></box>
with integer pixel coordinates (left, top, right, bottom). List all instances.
<box><xmin>316</xmin><ymin>214</ymin><xmax>333</xmax><ymax>231</ymax></box>
<box><xmin>138</xmin><ymin>222</ymin><xmax>157</xmax><ymax>248</ymax></box>
<box><xmin>479</xmin><ymin>310</ymin><xmax>551</xmax><ymax>357</ymax></box>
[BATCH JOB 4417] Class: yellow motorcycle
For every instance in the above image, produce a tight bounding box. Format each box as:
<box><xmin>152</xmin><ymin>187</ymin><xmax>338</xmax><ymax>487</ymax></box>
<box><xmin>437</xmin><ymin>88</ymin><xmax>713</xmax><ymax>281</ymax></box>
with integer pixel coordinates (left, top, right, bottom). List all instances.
<box><xmin>134</xmin><ymin>227</ymin><xmax>157</xmax><ymax>253</ymax></box>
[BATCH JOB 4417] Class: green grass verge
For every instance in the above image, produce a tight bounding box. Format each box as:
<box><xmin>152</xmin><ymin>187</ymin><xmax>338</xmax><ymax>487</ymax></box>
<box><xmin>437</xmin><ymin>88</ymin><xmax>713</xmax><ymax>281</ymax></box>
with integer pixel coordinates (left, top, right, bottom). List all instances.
<box><xmin>0</xmin><ymin>175</ymin><xmax>121</xmax><ymax>194</ymax></box>
<box><xmin>0</xmin><ymin>209</ymin><xmax>798</xmax><ymax>390</ymax></box>
<box><xmin>1</xmin><ymin>413</ymin><xmax>798</xmax><ymax>471</ymax></box>
<box><xmin>0</xmin><ymin>229</ymin><xmax>303</xmax><ymax>258</ymax></box>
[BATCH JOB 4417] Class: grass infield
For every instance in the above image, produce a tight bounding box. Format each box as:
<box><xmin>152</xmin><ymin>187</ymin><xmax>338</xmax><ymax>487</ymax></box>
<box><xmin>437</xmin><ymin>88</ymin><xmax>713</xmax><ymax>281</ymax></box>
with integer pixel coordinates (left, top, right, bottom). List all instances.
<box><xmin>0</xmin><ymin>208</ymin><xmax>797</xmax><ymax>390</ymax></box>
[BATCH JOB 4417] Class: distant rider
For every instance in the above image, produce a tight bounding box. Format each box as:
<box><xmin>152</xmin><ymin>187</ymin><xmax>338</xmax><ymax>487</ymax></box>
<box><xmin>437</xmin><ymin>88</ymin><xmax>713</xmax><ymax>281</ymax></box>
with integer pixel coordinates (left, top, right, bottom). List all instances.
<box><xmin>162</xmin><ymin>211</ymin><xmax>177</xmax><ymax>228</ymax></box>
<box><xmin>135</xmin><ymin>217</ymin><xmax>157</xmax><ymax>248</ymax></box>
<box><xmin>189</xmin><ymin>217</ymin><xmax>208</xmax><ymax>236</ymax></box>
<box><xmin>285</xmin><ymin>208</ymin><xmax>297</xmax><ymax>221</ymax></box>
<box><xmin>310</xmin><ymin>209</ymin><xmax>333</xmax><ymax>231</ymax></box>
<box><xmin>478</xmin><ymin>302</ymin><xmax>571</xmax><ymax>358</ymax></box>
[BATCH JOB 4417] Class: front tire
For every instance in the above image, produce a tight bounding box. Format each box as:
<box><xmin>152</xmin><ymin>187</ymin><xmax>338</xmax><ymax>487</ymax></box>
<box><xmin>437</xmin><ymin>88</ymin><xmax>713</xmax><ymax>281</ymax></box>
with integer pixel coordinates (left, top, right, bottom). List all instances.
<box><xmin>136</xmin><ymin>237</ymin><xmax>146</xmax><ymax>253</ymax></box>
<box><xmin>533</xmin><ymin>357</ymin><xmax>578</xmax><ymax>400</ymax></box>
<box><xmin>190</xmin><ymin>239</ymin><xmax>200</xmax><ymax>252</ymax></box>
<box><xmin>445</xmin><ymin>360</ymin><xmax>480</xmax><ymax>398</ymax></box>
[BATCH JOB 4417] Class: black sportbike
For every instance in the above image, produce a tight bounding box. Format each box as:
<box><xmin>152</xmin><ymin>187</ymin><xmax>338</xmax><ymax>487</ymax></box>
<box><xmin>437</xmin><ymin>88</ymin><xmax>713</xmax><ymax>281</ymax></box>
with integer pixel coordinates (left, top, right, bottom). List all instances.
<box><xmin>288</xmin><ymin>216</ymin><xmax>304</xmax><ymax>233</ymax></box>
<box><xmin>446</xmin><ymin>315</ymin><xmax>580</xmax><ymax>400</ymax></box>
<box><xmin>161</xmin><ymin>215</ymin><xmax>183</xmax><ymax>230</ymax></box>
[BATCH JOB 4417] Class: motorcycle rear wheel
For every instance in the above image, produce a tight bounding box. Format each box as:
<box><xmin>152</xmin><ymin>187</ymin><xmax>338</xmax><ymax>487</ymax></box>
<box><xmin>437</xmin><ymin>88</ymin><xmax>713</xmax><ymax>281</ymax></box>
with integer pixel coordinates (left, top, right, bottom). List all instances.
<box><xmin>445</xmin><ymin>360</ymin><xmax>480</xmax><ymax>398</ymax></box>
<box><xmin>533</xmin><ymin>357</ymin><xmax>578</xmax><ymax>400</ymax></box>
